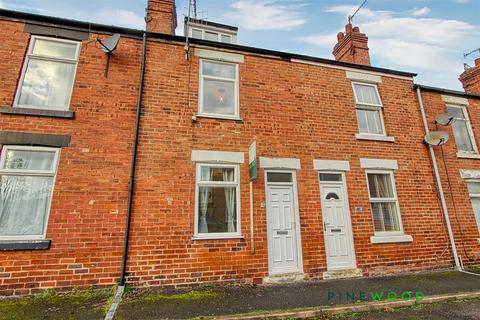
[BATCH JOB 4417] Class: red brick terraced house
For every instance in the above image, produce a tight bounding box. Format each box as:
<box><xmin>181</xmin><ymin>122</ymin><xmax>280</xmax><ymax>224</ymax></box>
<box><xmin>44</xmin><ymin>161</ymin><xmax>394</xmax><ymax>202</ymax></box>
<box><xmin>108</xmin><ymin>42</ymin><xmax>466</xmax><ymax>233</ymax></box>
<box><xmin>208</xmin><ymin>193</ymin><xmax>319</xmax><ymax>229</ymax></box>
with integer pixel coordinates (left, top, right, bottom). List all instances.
<box><xmin>0</xmin><ymin>0</ymin><xmax>479</xmax><ymax>295</ymax></box>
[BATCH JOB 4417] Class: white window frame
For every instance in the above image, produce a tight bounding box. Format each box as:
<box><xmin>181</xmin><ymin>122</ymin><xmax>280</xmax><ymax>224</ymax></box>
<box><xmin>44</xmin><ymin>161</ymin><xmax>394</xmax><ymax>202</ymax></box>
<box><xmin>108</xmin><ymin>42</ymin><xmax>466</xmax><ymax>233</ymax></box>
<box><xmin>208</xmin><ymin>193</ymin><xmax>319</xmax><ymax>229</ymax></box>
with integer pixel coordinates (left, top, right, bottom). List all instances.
<box><xmin>365</xmin><ymin>169</ymin><xmax>404</xmax><ymax>236</ymax></box>
<box><xmin>193</xmin><ymin>162</ymin><xmax>241</xmax><ymax>239</ymax></box>
<box><xmin>465</xmin><ymin>179</ymin><xmax>480</xmax><ymax>234</ymax></box>
<box><xmin>0</xmin><ymin>145</ymin><xmax>60</xmax><ymax>240</ymax></box>
<box><xmin>352</xmin><ymin>82</ymin><xmax>387</xmax><ymax>136</ymax></box>
<box><xmin>189</xmin><ymin>27</ymin><xmax>235</xmax><ymax>44</ymax></box>
<box><xmin>448</xmin><ymin>104</ymin><xmax>479</xmax><ymax>154</ymax></box>
<box><xmin>198</xmin><ymin>59</ymin><xmax>240</xmax><ymax>120</ymax></box>
<box><xmin>13</xmin><ymin>35</ymin><xmax>81</xmax><ymax>111</ymax></box>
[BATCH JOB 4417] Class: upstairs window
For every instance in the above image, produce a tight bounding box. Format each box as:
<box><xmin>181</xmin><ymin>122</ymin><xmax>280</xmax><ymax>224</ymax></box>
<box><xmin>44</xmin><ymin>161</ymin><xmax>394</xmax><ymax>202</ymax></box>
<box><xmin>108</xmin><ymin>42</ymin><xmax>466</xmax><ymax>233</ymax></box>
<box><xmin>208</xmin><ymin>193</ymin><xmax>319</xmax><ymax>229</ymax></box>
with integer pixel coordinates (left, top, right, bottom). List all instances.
<box><xmin>199</xmin><ymin>60</ymin><xmax>239</xmax><ymax>119</ymax></box>
<box><xmin>448</xmin><ymin>105</ymin><xmax>478</xmax><ymax>153</ymax></box>
<box><xmin>15</xmin><ymin>36</ymin><xmax>80</xmax><ymax>111</ymax></box>
<box><xmin>0</xmin><ymin>146</ymin><xmax>60</xmax><ymax>240</ymax></box>
<box><xmin>352</xmin><ymin>83</ymin><xmax>385</xmax><ymax>135</ymax></box>
<box><xmin>366</xmin><ymin>171</ymin><xmax>403</xmax><ymax>234</ymax></box>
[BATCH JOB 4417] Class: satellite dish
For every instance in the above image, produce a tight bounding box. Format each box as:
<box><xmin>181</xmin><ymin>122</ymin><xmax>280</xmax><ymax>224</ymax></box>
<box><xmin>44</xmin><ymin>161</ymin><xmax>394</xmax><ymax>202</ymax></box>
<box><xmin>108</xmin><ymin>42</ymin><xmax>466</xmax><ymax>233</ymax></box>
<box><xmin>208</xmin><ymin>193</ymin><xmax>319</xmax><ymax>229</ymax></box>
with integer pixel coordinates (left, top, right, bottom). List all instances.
<box><xmin>424</xmin><ymin>131</ymin><xmax>449</xmax><ymax>146</ymax></box>
<box><xmin>98</xmin><ymin>34</ymin><xmax>120</xmax><ymax>54</ymax></box>
<box><xmin>435</xmin><ymin>113</ymin><xmax>455</xmax><ymax>126</ymax></box>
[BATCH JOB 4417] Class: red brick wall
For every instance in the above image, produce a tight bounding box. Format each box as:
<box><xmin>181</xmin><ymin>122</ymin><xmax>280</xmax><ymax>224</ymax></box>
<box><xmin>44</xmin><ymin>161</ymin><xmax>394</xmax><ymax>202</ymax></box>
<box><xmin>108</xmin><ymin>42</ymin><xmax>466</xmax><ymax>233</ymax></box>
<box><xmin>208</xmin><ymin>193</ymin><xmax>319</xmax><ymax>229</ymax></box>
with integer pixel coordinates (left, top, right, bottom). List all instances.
<box><xmin>420</xmin><ymin>90</ymin><xmax>480</xmax><ymax>265</ymax></box>
<box><xmin>124</xmin><ymin>39</ymin><xmax>454</xmax><ymax>288</ymax></box>
<box><xmin>146</xmin><ymin>0</ymin><xmax>177</xmax><ymax>34</ymax></box>
<box><xmin>1</xmin><ymin>17</ymin><xmax>472</xmax><ymax>295</ymax></box>
<box><xmin>0</xmin><ymin>20</ymin><xmax>142</xmax><ymax>295</ymax></box>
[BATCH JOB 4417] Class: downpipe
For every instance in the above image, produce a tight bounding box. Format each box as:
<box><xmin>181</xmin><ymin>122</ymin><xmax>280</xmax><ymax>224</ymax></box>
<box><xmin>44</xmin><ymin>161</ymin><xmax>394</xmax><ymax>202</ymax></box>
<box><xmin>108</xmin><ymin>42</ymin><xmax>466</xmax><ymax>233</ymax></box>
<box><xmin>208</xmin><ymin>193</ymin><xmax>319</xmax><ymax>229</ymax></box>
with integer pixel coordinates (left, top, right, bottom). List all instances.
<box><xmin>416</xmin><ymin>87</ymin><xmax>461</xmax><ymax>270</ymax></box>
<box><xmin>120</xmin><ymin>31</ymin><xmax>148</xmax><ymax>287</ymax></box>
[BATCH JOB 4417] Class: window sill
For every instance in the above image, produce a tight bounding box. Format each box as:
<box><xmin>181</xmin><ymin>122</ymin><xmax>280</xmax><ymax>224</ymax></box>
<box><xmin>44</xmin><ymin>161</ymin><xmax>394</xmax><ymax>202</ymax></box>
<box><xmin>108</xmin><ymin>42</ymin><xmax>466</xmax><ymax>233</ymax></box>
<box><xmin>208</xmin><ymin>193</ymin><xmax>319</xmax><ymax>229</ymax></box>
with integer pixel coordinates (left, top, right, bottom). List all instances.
<box><xmin>0</xmin><ymin>106</ymin><xmax>74</xmax><ymax>119</ymax></box>
<box><xmin>0</xmin><ymin>239</ymin><xmax>51</xmax><ymax>251</ymax></box>
<box><xmin>370</xmin><ymin>234</ymin><xmax>413</xmax><ymax>244</ymax></box>
<box><xmin>356</xmin><ymin>133</ymin><xmax>395</xmax><ymax>142</ymax></box>
<box><xmin>457</xmin><ymin>152</ymin><xmax>480</xmax><ymax>160</ymax></box>
<box><xmin>193</xmin><ymin>114</ymin><xmax>243</xmax><ymax>122</ymax></box>
<box><xmin>192</xmin><ymin>234</ymin><xmax>244</xmax><ymax>241</ymax></box>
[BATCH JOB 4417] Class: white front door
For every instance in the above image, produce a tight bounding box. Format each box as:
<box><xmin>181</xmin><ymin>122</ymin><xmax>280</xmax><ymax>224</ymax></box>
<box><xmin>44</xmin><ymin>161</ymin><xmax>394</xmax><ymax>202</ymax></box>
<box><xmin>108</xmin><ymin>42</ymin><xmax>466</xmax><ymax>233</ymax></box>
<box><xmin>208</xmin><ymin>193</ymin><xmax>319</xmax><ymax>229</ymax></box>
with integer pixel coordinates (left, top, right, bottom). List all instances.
<box><xmin>265</xmin><ymin>171</ymin><xmax>302</xmax><ymax>275</ymax></box>
<box><xmin>320</xmin><ymin>173</ymin><xmax>356</xmax><ymax>270</ymax></box>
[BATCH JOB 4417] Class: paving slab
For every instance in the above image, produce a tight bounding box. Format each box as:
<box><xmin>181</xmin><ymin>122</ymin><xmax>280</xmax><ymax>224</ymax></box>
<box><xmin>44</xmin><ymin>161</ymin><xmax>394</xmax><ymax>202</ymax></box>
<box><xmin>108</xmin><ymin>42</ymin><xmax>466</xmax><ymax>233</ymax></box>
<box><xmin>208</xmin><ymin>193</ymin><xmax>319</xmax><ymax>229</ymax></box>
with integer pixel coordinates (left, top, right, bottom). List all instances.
<box><xmin>115</xmin><ymin>271</ymin><xmax>480</xmax><ymax>319</ymax></box>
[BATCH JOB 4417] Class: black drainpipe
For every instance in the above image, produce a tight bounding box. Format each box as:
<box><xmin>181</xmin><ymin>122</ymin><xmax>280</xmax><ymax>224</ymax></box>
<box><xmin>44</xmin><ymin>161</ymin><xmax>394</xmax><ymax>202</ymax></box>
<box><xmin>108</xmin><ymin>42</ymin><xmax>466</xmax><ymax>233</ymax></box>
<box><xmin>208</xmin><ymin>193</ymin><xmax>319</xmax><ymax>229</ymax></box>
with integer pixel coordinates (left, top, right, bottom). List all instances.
<box><xmin>120</xmin><ymin>31</ymin><xmax>147</xmax><ymax>286</ymax></box>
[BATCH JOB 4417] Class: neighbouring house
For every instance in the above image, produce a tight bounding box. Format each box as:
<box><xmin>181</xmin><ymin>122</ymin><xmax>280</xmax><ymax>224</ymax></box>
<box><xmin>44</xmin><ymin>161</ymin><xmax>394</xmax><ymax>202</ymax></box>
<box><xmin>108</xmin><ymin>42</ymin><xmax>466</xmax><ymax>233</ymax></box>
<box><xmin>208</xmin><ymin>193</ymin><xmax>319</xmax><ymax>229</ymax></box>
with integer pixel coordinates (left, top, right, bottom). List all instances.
<box><xmin>0</xmin><ymin>0</ymin><xmax>479</xmax><ymax>296</ymax></box>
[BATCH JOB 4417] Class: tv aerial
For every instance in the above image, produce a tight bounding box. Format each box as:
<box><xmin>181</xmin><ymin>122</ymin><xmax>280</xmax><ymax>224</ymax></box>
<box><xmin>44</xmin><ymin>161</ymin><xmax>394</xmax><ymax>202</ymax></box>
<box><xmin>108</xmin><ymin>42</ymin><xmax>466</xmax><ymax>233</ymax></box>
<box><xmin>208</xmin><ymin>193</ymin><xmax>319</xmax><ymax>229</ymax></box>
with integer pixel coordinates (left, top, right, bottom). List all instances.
<box><xmin>435</xmin><ymin>113</ymin><xmax>455</xmax><ymax>126</ymax></box>
<box><xmin>96</xmin><ymin>33</ymin><xmax>121</xmax><ymax>77</ymax></box>
<box><xmin>424</xmin><ymin>131</ymin><xmax>449</xmax><ymax>147</ymax></box>
<box><xmin>463</xmin><ymin>48</ymin><xmax>480</xmax><ymax>59</ymax></box>
<box><xmin>348</xmin><ymin>0</ymin><xmax>367</xmax><ymax>24</ymax></box>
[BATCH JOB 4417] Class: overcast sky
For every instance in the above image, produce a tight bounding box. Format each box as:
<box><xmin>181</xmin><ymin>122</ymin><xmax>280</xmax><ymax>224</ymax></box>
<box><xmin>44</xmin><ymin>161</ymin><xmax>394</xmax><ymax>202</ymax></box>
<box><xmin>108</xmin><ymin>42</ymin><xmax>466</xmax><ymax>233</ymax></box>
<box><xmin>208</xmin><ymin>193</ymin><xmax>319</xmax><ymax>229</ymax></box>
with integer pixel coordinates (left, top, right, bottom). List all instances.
<box><xmin>1</xmin><ymin>0</ymin><xmax>479</xmax><ymax>90</ymax></box>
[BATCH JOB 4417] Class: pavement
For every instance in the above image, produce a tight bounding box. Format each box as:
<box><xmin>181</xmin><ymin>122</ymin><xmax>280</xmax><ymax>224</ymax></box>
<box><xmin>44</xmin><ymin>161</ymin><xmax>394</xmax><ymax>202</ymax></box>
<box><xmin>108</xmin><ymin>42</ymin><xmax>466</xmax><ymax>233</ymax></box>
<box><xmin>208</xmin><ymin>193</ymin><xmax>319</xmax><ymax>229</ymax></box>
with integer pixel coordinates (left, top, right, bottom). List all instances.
<box><xmin>115</xmin><ymin>270</ymin><xmax>480</xmax><ymax>319</ymax></box>
<box><xmin>0</xmin><ymin>288</ymin><xmax>112</xmax><ymax>320</ymax></box>
<box><xmin>334</xmin><ymin>298</ymin><xmax>480</xmax><ymax>320</ymax></box>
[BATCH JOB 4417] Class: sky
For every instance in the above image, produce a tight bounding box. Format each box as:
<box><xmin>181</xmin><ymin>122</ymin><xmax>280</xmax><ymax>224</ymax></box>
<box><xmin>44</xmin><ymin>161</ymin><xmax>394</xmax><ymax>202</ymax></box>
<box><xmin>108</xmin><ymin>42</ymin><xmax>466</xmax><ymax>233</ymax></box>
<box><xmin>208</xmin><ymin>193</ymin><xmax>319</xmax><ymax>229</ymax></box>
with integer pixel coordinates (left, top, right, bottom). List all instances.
<box><xmin>1</xmin><ymin>0</ymin><xmax>479</xmax><ymax>90</ymax></box>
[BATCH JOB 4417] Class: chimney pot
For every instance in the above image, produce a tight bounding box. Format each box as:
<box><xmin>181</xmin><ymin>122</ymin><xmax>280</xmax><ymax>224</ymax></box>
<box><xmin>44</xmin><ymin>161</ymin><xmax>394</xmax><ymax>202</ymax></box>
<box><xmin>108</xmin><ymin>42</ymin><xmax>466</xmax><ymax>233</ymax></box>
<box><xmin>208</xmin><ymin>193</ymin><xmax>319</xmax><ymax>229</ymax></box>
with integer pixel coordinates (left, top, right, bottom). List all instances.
<box><xmin>475</xmin><ymin>58</ymin><xmax>480</xmax><ymax>67</ymax></box>
<box><xmin>337</xmin><ymin>32</ymin><xmax>345</xmax><ymax>41</ymax></box>
<box><xmin>345</xmin><ymin>23</ymin><xmax>353</xmax><ymax>33</ymax></box>
<box><xmin>353</xmin><ymin>26</ymin><xmax>360</xmax><ymax>33</ymax></box>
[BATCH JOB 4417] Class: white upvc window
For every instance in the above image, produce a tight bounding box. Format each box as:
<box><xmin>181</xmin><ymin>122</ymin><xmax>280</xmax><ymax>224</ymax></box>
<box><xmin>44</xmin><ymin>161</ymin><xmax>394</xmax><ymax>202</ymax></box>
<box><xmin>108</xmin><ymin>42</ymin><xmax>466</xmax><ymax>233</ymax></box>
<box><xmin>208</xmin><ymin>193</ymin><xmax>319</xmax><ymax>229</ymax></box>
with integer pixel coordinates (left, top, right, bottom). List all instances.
<box><xmin>199</xmin><ymin>59</ymin><xmax>240</xmax><ymax>119</ymax></box>
<box><xmin>447</xmin><ymin>105</ymin><xmax>478</xmax><ymax>154</ymax></box>
<box><xmin>14</xmin><ymin>36</ymin><xmax>81</xmax><ymax>111</ymax></box>
<box><xmin>190</xmin><ymin>28</ymin><xmax>234</xmax><ymax>44</ymax></box>
<box><xmin>466</xmin><ymin>180</ymin><xmax>480</xmax><ymax>233</ymax></box>
<box><xmin>194</xmin><ymin>163</ymin><xmax>241</xmax><ymax>239</ymax></box>
<box><xmin>366</xmin><ymin>170</ymin><xmax>404</xmax><ymax>236</ymax></box>
<box><xmin>0</xmin><ymin>146</ymin><xmax>60</xmax><ymax>240</ymax></box>
<box><xmin>352</xmin><ymin>82</ymin><xmax>386</xmax><ymax>135</ymax></box>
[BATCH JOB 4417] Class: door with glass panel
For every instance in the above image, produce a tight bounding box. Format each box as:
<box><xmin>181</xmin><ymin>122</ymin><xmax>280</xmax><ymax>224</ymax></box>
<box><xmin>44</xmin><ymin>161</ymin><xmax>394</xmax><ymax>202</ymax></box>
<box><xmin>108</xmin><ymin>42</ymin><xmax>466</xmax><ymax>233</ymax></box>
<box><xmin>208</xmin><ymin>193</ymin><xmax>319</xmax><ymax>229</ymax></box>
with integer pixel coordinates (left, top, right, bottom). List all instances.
<box><xmin>265</xmin><ymin>171</ymin><xmax>302</xmax><ymax>275</ymax></box>
<box><xmin>319</xmin><ymin>173</ymin><xmax>356</xmax><ymax>270</ymax></box>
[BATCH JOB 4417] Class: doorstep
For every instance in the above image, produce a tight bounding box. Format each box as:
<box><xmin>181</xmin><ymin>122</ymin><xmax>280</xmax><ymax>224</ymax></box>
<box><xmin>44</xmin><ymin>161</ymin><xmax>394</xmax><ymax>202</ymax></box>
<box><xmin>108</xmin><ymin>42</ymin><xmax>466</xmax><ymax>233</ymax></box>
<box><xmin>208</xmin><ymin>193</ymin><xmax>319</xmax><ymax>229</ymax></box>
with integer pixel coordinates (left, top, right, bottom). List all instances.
<box><xmin>323</xmin><ymin>268</ymin><xmax>363</xmax><ymax>280</ymax></box>
<box><xmin>263</xmin><ymin>272</ymin><xmax>306</xmax><ymax>284</ymax></box>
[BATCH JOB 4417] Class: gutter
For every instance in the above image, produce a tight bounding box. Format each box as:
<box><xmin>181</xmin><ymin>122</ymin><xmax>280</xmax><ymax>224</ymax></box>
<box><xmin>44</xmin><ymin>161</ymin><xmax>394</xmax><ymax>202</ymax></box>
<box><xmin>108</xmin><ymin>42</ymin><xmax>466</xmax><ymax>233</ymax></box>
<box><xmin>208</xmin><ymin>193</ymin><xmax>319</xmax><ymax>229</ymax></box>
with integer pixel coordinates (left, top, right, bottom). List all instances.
<box><xmin>119</xmin><ymin>31</ymin><xmax>147</xmax><ymax>286</ymax></box>
<box><xmin>416</xmin><ymin>87</ymin><xmax>461</xmax><ymax>269</ymax></box>
<box><xmin>414</xmin><ymin>84</ymin><xmax>480</xmax><ymax>100</ymax></box>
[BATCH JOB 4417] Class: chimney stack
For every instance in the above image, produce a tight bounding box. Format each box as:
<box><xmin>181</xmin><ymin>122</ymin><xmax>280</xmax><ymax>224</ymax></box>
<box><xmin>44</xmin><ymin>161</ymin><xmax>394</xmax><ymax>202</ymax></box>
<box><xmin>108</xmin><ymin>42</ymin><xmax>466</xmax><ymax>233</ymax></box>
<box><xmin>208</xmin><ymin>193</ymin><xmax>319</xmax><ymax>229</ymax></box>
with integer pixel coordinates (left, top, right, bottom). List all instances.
<box><xmin>146</xmin><ymin>0</ymin><xmax>177</xmax><ymax>34</ymax></box>
<box><xmin>460</xmin><ymin>58</ymin><xmax>480</xmax><ymax>95</ymax></box>
<box><xmin>333</xmin><ymin>23</ymin><xmax>371</xmax><ymax>66</ymax></box>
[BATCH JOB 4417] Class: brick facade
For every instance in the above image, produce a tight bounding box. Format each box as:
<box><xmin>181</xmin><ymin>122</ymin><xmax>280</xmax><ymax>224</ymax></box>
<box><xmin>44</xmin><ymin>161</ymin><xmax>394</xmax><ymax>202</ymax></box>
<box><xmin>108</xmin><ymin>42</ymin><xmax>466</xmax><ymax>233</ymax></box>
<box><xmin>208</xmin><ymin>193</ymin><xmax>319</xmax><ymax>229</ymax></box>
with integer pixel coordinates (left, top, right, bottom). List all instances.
<box><xmin>0</xmin><ymin>3</ymin><xmax>479</xmax><ymax>295</ymax></box>
<box><xmin>0</xmin><ymin>19</ymin><xmax>142</xmax><ymax>295</ymax></box>
<box><xmin>420</xmin><ymin>89</ymin><xmax>480</xmax><ymax>265</ymax></box>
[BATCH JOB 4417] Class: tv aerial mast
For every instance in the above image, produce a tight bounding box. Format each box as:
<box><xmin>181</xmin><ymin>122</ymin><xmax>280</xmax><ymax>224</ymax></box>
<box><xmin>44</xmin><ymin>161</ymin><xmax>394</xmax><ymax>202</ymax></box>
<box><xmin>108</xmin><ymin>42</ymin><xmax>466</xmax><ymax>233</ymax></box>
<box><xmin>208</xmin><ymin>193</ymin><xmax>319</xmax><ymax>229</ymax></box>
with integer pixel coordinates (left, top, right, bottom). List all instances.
<box><xmin>348</xmin><ymin>0</ymin><xmax>367</xmax><ymax>24</ymax></box>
